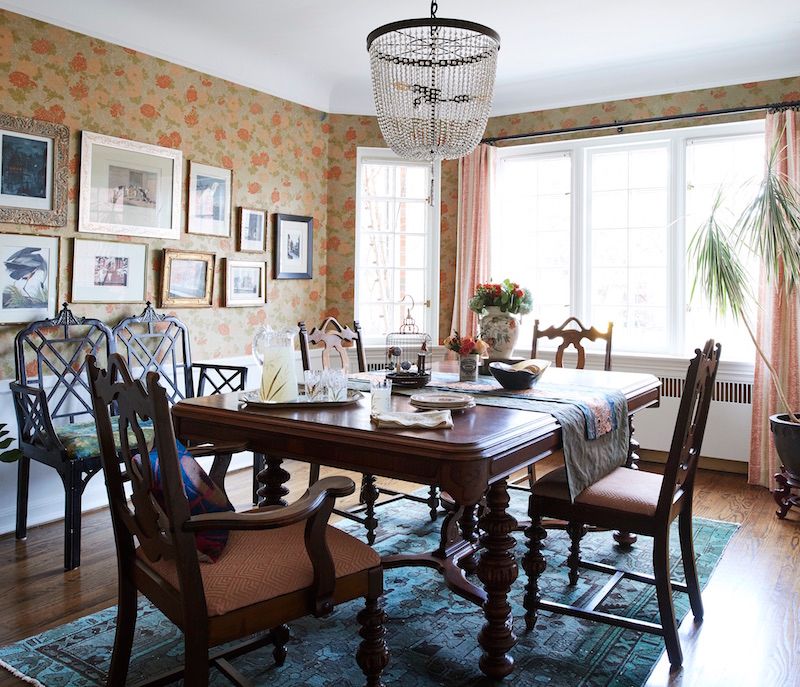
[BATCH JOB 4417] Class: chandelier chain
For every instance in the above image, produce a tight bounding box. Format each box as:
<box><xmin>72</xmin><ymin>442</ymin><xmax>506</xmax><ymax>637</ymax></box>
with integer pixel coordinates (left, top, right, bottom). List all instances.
<box><xmin>430</xmin><ymin>1</ymin><xmax>438</xmax><ymax>18</ymax></box>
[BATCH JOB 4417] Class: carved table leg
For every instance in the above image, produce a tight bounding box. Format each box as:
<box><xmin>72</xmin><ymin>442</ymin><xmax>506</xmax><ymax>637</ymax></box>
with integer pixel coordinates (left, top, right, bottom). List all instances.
<box><xmin>774</xmin><ymin>468</ymin><xmax>800</xmax><ymax>519</ymax></box>
<box><xmin>476</xmin><ymin>479</ymin><xmax>518</xmax><ymax>679</ymax></box>
<box><xmin>614</xmin><ymin>419</ymin><xmax>641</xmax><ymax>547</ymax></box>
<box><xmin>360</xmin><ymin>473</ymin><xmax>379</xmax><ymax>545</ymax></box>
<box><xmin>427</xmin><ymin>485</ymin><xmax>440</xmax><ymax>522</ymax></box>
<box><xmin>257</xmin><ymin>454</ymin><xmax>290</xmax><ymax>507</ymax></box>
<box><xmin>522</xmin><ymin>495</ymin><xmax>547</xmax><ymax>633</ymax></box>
<box><xmin>457</xmin><ymin>504</ymin><xmax>480</xmax><ymax>574</ymax></box>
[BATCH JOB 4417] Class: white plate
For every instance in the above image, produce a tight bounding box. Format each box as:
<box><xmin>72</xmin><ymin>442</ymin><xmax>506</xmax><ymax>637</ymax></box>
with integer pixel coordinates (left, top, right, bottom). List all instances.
<box><xmin>409</xmin><ymin>392</ymin><xmax>475</xmax><ymax>409</ymax></box>
<box><xmin>410</xmin><ymin>399</ymin><xmax>476</xmax><ymax>412</ymax></box>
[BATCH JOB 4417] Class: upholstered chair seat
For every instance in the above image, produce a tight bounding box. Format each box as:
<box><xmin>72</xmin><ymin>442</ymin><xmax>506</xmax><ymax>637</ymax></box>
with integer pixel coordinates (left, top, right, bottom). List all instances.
<box><xmin>533</xmin><ymin>466</ymin><xmax>663</xmax><ymax>517</ymax></box>
<box><xmin>139</xmin><ymin>522</ymin><xmax>381</xmax><ymax>617</ymax></box>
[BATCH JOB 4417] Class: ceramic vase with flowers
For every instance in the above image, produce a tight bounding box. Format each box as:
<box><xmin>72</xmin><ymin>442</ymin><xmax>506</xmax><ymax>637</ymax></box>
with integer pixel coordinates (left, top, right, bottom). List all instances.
<box><xmin>444</xmin><ymin>332</ymin><xmax>488</xmax><ymax>382</ymax></box>
<box><xmin>469</xmin><ymin>279</ymin><xmax>533</xmax><ymax>359</ymax></box>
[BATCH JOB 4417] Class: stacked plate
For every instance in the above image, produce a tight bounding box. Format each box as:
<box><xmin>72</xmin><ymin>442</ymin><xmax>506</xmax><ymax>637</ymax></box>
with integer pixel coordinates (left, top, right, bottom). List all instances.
<box><xmin>409</xmin><ymin>392</ymin><xmax>476</xmax><ymax>411</ymax></box>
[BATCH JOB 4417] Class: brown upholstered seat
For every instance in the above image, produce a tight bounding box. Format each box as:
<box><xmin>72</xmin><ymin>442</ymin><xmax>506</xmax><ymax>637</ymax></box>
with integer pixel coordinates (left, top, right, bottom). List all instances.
<box><xmin>533</xmin><ymin>466</ymin><xmax>662</xmax><ymax>517</ymax></box>
<box><xmin>140</xmin><ymin>523</ymin><xmax>380</xmax><ymax>617</ymax></box>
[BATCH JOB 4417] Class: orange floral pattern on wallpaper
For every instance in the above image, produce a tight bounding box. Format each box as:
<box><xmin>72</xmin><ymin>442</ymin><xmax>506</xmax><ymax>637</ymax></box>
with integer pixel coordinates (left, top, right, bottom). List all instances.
<box><xmin>1</xmin><ymin>9</ymin><xmax>799</xmax><ymax>376</ymax></box>
<box><xmin>0</xmin><ymin>9</ymin><xmax>329</xmax><ymax>378</ymax></box>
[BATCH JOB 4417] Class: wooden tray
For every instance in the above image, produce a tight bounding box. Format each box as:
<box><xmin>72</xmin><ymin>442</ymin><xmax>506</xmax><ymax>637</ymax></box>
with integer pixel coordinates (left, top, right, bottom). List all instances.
<box><xmin>240</xmin><ymin>389</ymin><xmax>363</xmax><ymax>410</ymax></box>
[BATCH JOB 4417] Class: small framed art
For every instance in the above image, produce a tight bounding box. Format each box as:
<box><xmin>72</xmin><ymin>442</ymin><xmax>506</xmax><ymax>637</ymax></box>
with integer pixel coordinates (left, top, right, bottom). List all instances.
<box><xmin>188</xmin><ymin>162</ymin><xmax>232</xmax><ymax>237</ymax></box>
<box><xmin>160</xmin><ymin>249</ymin><xmax>215</xmax><ymax>308</ymax></box>
<box><xmin>238</xmin><ymin>207</ymin><xmax>267</xmax><ymax>253</ymax></box>
<box><xmin>225</xmin><ymin>259</ymin><xmax>266</xmax><ymax>307</ymax></box>
<box><xmin>78</xmin><ymin>131</ymin><xmax>183</xmax><ymax>239</ymax></box>
<box><xmin>71</xmin><ymin>238</ymin><xmax>147</xmax><ymax>303</ymax></box>
<box><xmin>0</xmin><ymin>113</ymin><xmax>68</xmax><ymax>226</ymax></box>
<box><xmin>274</xmin><ymin>213</ymin><xmax>313</xmax><ymax>279</ymax></box>
<box><xmin>0</xmin><ymin>233</ymin><xmax>58</xmax><ymax>323</ymax></box>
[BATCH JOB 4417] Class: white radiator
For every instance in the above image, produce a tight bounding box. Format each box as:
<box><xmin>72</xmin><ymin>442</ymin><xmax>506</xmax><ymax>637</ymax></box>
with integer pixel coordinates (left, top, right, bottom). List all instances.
<box><xmin>632</xmin><ymin>374</ymin><xmax>753</xmax><ymax>462</ymax></box>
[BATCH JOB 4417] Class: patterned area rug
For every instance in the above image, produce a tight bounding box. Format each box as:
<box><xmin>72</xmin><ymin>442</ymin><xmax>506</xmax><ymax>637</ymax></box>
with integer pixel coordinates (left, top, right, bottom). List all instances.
<box><xmin>0</xmin><ymin>492</ymin><xmax>738</xmax><ymax>687</ymax></box>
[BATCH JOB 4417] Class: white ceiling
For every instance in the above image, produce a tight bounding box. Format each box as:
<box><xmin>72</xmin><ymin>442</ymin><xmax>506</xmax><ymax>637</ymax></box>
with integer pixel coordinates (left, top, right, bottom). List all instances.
<box><xmin>4</xmin><ymin>0</ymin><xmax>800</xmax><ymax>116</ymax></box>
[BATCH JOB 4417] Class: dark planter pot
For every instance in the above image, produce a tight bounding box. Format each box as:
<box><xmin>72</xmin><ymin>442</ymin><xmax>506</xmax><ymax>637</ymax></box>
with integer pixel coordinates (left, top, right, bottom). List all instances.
<box><xmin>770</xmin><ymin>413</ymin><xmax>800</xmax><ymax>474</ymax></box>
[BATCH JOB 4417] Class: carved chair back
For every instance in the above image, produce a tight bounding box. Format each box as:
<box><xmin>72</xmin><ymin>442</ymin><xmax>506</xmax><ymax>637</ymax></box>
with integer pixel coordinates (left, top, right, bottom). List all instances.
<box><xmin>13</xmin><ymin>303</ymin><xmax>114</xmax><ymax>431</ymax></box>
<box><xmin>531</xmin><ymin>317</ymin><xmax>613</xmax><ymax>371</ymax></box>
<box><xmin>298</xmin><ymin>317</ymin><xmax>367</xmax><ymax>373</ymax></box>
<box><xmin>87</xmin><ymin>353</ymin><xmax>206</xmax><ymax>612</ymax></box>
<box><xmin>656</xmin><ymin>340</ymin><xmax>721</xmax><ymax>519</ymax></box>
<box><xmin>112</xmin><ymin>302</ymin><xmax>194</xmax><ymax>405</ymax></box>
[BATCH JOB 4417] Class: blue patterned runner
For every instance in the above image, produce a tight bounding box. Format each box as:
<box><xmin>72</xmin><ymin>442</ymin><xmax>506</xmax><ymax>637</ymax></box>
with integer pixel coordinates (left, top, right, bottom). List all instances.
<box><xmin>349</xmin><ymin>371</ymin><xmax>629</xmax><ymax>500</ymax></box>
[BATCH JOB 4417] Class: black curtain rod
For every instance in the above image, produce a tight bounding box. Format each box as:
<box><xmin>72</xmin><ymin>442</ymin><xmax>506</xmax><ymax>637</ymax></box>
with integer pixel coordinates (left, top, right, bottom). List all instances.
<box><xmin>482</xmin><ymin>99</ymin><xmax>800</xmax><ymax>145</ymax></box>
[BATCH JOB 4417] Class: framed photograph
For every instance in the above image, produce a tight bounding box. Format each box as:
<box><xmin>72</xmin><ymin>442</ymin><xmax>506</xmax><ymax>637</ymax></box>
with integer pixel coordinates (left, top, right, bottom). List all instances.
<box><xmin>225</xmin><ymin>259</ymin><xmax>266</xmax><ymax>307</ymax></box>
<box><xmin>274</xmin><ymin>213</ymin><xmax>313</xmax><ymax>279</ymax></box>
<box><xmin>0</xmin><ymin>233</ymin><xmax>58</xmax><ymax>323</ymax></box>
<box><xmin>71</xmin><ymin>238</ymin><xmax>147</xmax><ymax>303</ymax></box>
<box><xmin>188</xmin><ymin>162</ymin><xmax>232</xmax><ymax>237</ymax></box>
<box><xmin>160</xmin><ymin>249</ymin><xmax>215</xmax><ymax>308</ymax></box>
<box><xmin>78</xmin><ymin>131</ymin><xmax>182</xmax><ymax>240</ymax></box>
<box><xmin>238</xmin><ymin>207</ymin><xmax>267</xmax><ymax>253</ymax></box>
<box><xmin>0</xmin><ymin>113</ymin><xmax>68</xmax><ymax>226</ymax></box>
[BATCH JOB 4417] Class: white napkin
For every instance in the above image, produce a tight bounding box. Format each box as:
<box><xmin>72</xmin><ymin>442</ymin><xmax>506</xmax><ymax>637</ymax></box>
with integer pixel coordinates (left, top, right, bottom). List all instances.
<box><xmin>371</xmin><ymin>410</ymin><xmax>453</xmax><ymax>429</ymax></box>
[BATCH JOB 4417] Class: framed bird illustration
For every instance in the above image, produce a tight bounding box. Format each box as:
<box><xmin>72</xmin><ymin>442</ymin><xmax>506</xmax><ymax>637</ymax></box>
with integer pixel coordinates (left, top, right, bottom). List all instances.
<box><xmin>0</xmin><ymin>234</ymin><xmax>58</xmax><ymax>324</ymax></box>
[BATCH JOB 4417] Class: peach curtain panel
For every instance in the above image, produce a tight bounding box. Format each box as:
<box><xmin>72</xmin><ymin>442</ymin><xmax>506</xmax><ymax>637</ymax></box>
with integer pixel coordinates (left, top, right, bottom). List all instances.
<box><xmin>451</xmin><ymin>144</ymin><xmax>496</xmax><ymax>338</ymax></box>
<box><xmin>749</xmin><ymin>109</ymin><xmax>800</xmax><ymax>488</ymax></box>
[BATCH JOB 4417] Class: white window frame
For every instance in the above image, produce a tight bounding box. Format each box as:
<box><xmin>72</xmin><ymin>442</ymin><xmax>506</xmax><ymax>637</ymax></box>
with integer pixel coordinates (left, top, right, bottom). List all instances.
<box><xmin>354</xmin><ymin>146</ymin><xmax>441</xmax><ymax>346</ymax></box>
<box><xmin>494</xmin><ymin>118</ymin><xmax>764</xmax><ymax>366</ymax></box>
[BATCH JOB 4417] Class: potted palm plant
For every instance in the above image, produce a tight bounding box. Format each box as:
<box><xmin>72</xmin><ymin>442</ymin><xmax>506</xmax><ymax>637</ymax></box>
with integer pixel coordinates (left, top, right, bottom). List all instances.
<box><xmin>690</xmin><ymin>142</ymin><xmax>800</xmax><ymax>506</ymax></box>
<box><xmin>0</xmin><ymin>423</ymin><xmax>22</xmax><ymax>463</ymax></box>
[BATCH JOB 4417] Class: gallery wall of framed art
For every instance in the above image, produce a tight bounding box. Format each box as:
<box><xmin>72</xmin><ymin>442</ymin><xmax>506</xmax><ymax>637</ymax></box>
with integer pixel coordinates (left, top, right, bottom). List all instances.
<box><xmin>0</xmin><ymin>234</ymin><xmax>59</xmax><ymax>324</ymax></box>
<box><xmin>0</xmin><ymin>9</ymin><xmax>337</xmax><ymax>380</ymax></box>
<box><xmin>71</xmin><ymin>238</ymin><xmax>147</xmax><ymax>303</ymax></box>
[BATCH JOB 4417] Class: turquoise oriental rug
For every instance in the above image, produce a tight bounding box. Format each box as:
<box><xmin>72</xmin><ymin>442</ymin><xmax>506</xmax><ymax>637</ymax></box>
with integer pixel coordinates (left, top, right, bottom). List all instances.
<box><xmin>0</xmin><ymin>494</ymin><xmax>737</xmax><ymax>687</ymax></box>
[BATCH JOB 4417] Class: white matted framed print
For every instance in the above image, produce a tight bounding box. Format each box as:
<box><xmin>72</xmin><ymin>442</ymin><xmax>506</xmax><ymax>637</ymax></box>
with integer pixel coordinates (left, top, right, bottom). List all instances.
<box><xmin>238</xmin><ymin>207</ymin><xmax>266</xmax><ymax>252</ymax></box>
<box><xmin>0</xmin><ymin>233</ymin><xmax>58</xmax><ymax>324</ymax></box>
<box><xmin>0</xmin><ymin>113</ymin><xmax>69</xmax><ymax>226</ymax></box>
<box><xmin>71</xmin><ymin>238</ymin><xmax>147</xmax><ymax>303</ymax></box>
<box><xmin>274</xmin><ymin>213</ymin><xmax>313</xmax><ymax>279</ymax></box>
<box><xmin>78</xmin><ymin>131</ymin><xmax>183</xmax><ymax>239</ymax></box>
<box><xmin>225</xmin><ymin>259</ymin><xmax>266</xmax><ymax>307</ymax></box>
<box><xmin>188</xmin><ymin>162</ymin><xmax>231</xmax><ymax>237</ymax></box>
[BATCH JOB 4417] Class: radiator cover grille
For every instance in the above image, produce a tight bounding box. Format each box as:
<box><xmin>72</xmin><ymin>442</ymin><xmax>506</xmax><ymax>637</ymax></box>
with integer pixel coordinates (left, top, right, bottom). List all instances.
<box><xmin>657</xmin><ymin>376</ymin><xmax>752</xmax><ymax>404</ymax></box>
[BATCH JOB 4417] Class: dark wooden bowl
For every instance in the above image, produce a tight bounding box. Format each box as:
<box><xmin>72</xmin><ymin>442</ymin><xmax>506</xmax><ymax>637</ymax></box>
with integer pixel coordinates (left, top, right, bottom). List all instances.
<box><xmin>488</xmin><ymin>362</ymin><xmax>541</xmax><ymax>390</ymax></box>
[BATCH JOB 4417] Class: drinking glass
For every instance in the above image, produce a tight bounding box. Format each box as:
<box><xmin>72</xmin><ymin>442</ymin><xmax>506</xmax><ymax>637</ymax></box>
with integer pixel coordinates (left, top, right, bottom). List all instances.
<box><xmin>326</xmin><ymin>368</ymin><xmax>348</xmax><ymax>402</ymax></box>
<box><xmin>304</xmin><ymin>369</ymin><xmax>326</xmax><ymax>402</ymax></box>
<box><xmin>370</xmin><ymin>376</ymin><xmax>392</xmax><ymax>415</ymax></box>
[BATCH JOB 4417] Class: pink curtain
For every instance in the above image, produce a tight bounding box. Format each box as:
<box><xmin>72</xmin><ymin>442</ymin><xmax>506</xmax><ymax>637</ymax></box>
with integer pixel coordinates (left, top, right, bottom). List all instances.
<box><xmin>749</xmin><ymin>109</ymin><xmax>800</xmax><ymax>488</ymax></box>
<box><xmin>451</xmin><ymin>144</ymin><xmax>495</xmax><ymax>339</ymax></box>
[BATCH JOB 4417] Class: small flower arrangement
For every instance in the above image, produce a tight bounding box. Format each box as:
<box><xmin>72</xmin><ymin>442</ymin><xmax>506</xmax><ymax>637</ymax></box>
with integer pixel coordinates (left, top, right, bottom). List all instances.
<box><xmin>469</xmin><ymin>279</ymin><xmax>533</xmax><ymax>316</ymax></box>
<box><xmin>444</xmin><ymin>332</ymin><xmax>489</xmax><ymax>357</ymax></box>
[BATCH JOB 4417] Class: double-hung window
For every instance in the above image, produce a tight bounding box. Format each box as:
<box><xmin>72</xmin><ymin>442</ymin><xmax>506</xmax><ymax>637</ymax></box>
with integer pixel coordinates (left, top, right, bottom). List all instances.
<box><xmin>492</xmin><ymin>120</ymin><xmax>764</xmax><ymax>361</ymax></box>
<box><xmin>355</xmin><ymin>147</ymin><xmax>440</xmax><ymax>344</ymax></box>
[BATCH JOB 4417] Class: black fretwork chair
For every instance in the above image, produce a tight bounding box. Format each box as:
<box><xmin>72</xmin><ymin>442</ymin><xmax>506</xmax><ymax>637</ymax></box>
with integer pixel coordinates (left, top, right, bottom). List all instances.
<box><xmin>11</xmin><ymin>303</ymin><xmax>117</xmax><ymax>570</ymax></box>
<box><xmin>111</xmin><ymin>302</ymin><xmax>250</xmax><ymax>497</ymax></box>
<box><xmin>298</xmin><ymin>317</ymin><xmax>439</xmax><ymax>545</ymax></box>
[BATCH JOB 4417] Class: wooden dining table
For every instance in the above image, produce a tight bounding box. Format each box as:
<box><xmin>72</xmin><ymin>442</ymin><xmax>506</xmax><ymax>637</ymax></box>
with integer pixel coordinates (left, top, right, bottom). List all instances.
<box><xmin>172</xmin><ymin>367</ymin><xmax>660</xmax><ymax>680</ymax></box>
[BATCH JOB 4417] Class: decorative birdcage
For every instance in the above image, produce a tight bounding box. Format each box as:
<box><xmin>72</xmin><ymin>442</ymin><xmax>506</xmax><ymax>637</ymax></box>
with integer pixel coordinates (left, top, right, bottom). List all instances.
<box><xmin>384</xmin><ymin>297</ymin><xmax>432</xmax><ymax>388</ymax></box>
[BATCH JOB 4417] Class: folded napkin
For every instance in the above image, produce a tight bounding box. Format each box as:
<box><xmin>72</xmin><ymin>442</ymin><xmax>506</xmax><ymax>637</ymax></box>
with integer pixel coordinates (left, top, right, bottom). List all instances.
<box><xmin>371</xmin><ymin>410</ymin><xmax>453</xmax><ymax>429</ymax></box>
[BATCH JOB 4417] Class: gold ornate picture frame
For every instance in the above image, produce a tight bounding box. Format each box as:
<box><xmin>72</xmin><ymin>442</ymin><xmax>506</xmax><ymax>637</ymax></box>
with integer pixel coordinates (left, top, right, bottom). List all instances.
<box><xmin>0</xmin><ymin>113</ymin><xmax>68</xmax><ymax>227</ymax></box>
<box><xmin>160</xmin><ymin>249</ymin><xmax>215</xmax><ymax>308</ymax></box>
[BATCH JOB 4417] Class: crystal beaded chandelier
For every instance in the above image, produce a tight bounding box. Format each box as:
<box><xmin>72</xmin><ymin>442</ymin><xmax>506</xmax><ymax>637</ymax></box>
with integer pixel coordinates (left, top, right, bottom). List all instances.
<box><xmin>366</xmin><ymin>1</ymin><xmax>500</xmax><ymax>162</ymax></box>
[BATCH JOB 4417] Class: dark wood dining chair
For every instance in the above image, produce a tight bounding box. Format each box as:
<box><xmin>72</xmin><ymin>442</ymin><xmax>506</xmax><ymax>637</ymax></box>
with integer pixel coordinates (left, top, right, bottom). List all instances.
<box><xmin>10</xmin><ymin>303</ymin><xmax>115</xmax><ymax>570</ymax></box>
<box><xmin>531</xmin><ymin>317</ymin><xmax>614</xmax><ymax>371</ymax></box>
<box><xmin>523</xmin><ymin>340</ymin><xmax>721</xmax><ymax>668</ymax></box>
<box><xmin>87</xmin><ymin>353</ymin><xmax>388</xmax><ymax>687</ymax></box>
<box><xmin>112</xmin><ymin>302</ymin><xmax>251</xmax><ymax>498</ymax></box>
<box><xmin>298</xmin><ymin>317</ymin><xmax>439</xmax><ymax>545</ymax></box>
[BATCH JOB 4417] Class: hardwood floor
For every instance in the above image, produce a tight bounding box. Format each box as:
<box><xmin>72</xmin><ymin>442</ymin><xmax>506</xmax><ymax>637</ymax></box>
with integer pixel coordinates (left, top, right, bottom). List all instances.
<box><xmin>0</xmin><ymin>461</ymin><xmax>798</xmax><ymax>687</ymax></box>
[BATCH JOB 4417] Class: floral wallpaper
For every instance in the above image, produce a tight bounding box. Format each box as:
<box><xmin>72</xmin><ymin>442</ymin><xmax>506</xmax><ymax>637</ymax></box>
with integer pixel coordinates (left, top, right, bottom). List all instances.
<box><xmin>0</xmin><ymin>9</ymin><xmax>330</xmax><ymax>379</ymax></box>
<box><xmin>1</xmin><ymin>7</ymin><xmax>799</xmax><ymax>379</ymax></box>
